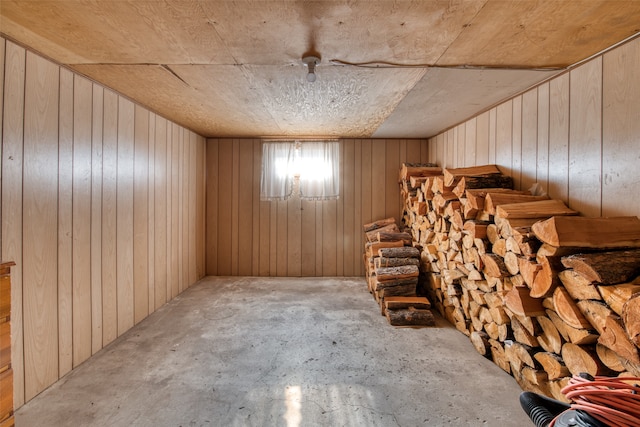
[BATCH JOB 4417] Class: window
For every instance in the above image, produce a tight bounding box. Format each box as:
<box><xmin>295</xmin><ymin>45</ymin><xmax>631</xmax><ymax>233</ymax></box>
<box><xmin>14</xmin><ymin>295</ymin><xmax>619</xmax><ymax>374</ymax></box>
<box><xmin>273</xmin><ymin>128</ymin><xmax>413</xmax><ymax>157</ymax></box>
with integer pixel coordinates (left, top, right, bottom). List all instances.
<box><xmin>260</xmin><ymin>140</ymin><xmax>340</xmax><ymax>201</ymax></box>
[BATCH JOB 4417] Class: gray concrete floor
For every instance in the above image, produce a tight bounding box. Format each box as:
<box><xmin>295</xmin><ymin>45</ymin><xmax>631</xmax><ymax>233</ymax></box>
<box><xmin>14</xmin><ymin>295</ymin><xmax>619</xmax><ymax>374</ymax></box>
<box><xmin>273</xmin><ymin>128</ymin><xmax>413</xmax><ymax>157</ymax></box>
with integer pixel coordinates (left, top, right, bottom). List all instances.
<box><xmin>16</xmin><ymin>277</ymin><xmax>532</xmax><ymax>427</ymax></box>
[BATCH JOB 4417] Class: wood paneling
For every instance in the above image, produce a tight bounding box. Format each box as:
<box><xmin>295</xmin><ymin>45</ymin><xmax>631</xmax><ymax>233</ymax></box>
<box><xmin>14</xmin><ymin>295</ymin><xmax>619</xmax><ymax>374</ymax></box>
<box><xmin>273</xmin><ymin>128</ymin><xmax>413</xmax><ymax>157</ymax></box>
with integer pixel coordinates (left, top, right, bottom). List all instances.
<box><xmin>0</xmin><ymin>39</ymin><xmax>206</xmax><ymax>408</ymax></box>
<box><xmin>205</xmin><ymin>138</ymin><xmax>429</xmax><ymax>277</ymax></box>
<box><xmin>427</xmin><ymin>36</ymin><xmax>640</xmax><ymax>220</ymax></box>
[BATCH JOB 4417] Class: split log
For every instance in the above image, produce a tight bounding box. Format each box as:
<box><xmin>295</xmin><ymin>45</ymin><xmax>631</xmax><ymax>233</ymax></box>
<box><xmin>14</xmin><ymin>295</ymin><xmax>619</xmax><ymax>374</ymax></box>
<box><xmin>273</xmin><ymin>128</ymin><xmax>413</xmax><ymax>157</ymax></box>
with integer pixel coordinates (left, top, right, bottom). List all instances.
<box><xmin>596</xmin><ymin>343</ymin><xmax>626</xmax><ymax>372</ymax></box>
<box><xmin>377</xmin><ymin>284</ymin><xmax>417</xmax><ymax>298</ymax></box>
<box><xmin>532</xmin><ymin>216</ymin><xmax>640</xmax><ymax>249</ymax></box>
<box><xmin>443</xmin><ymin>164</ymin><xmax>502</xmax><ymax>187</ymax></box>
<box><xmin>561</xmin><ymin>343</ymin><xmax>609</xmax><ymax>376</ymax></box>
<box><xmin>597</xmin><ymin>280</ymin><xmax>640</xmax><ymax>315</ymax></box>
<box><xmin>504</xmin><ymin>252</ymin><xmax>521</xmax><ymax>276</ymax></box>
<box><xmin>561</xmin><ymin>249</ymin><xmax>640</xmax><ymax>285</ymax></box>
<box><xmin>378</xmin><ymin>246</ymin><xmax>420</xmax><ymax>259</ymax></box>
<box><xmin>452</xmin><ymin>175</ymin><xmax>514</xmax><ymax>198</ymax></box>
<box><xmin>547</xmin><ymin>309</ymin><xmax>598</xmax><ymax>345</ymax></box>
<box><xmin>549</xmin><ymin>378</ymin><xmax>572</xmax><ymax>404</ymax></box>
<box><xmin>492</xmin><ymin>238</ymin><xmax>507</xmax><ymax>257</ymax></box>
<box><xmin>470</xmin><ymin>331</ymin><xmax>491</xmax><ymax>357</ymax></box>
<box><xmin>599</xmin><ymin>315</ymin><xmax>640</xmax><ymax>364</ymax></box>
<box><xmin>366</xmin><ymin>240</ymin><xmax>405</xmax><ymax>258</ymax></box>
<box><xmin>575</xmin><ymin>300</ymin><xmax>612</xmax><ymax>336</ymax></box>
<box><xmin>495</xmin><ymin>200</ymin><xmax>578</xmax><ymax>219</ymax></box>
<box><xmin>377</xmin><ymin>231</ymin><xmax>413</xmax><ymax>245</ymax></box>
<box><xmin>504</xmin><ymin>286</ymin><xmax>545</xmax><ymax>317</ymax></box>
<box><xmin>534</xmin><ymin>352</ymin><xmax>571</xmax><ymax>380</ymax></box>
<box><xmin>552</xmin><ymin>287</ymin><xmax>592</xmax><ymax>330</ymax></box>
<box><xmin>622</xmin><ymin>293</ymin><xmax>640</xmax><ymax>348</ymax></box>
<box><xmin>374</xmin><ymin>257</ymin><xmax>420</xmax><ymax>268</ymax></box>
<box><xmin>511</xmin><ymin>316</ymin><xmax>540</xmax><ymax>347</ymax></box>
<box><xmin>558</xmin><ymin>269</ymin><xmax>602</xmax><ymax>301</ymax></box>
<box><xmin>363</xmin><ymin>217</ymin><xmax>396</xmax><ymax>232</ymax></box>
<box><xmin>386</xmin><ymin>307</ymin><xmax>436</xmax><ymax>327</ymax></box>
<box><xmin>481</xmin><ymin>253</ymin><xmax>510</xmax><ymax>278</ymax></box>
<box><xmin>465</xmin><ymin>188</ymin><xmax>530</xmax><ymax>211</ymax></box>
<box><xmin>485</xmin><ymin>193</ymin><xmax>550</xmax><ymax>216</ymax></box>
<box><xmin>462</xmin><ymin>220</ymin><xmax>490</xmax><ymax>240</ymax></box>
<box><xmin>489</xmin><ymin>339</ymin><xmax>511</xmax><ymax>373</ymax></box>
<box><xmin>519</xmin><ymin>258</ymin><xmax>542</xmax><ymax>288</ymax></box>
<box><xmin>530</xmin><ymin>255</ymin><xmax>560</xmax><ymax>298</ymax></box>
<box><xmin>536</xmin><ymin>315</ymin><xmax>563</xmax><ymax>354</ymax></box>
<box><xmin>399</xmin><ymin>163</ymin><xmax>441</xmax><ymax>181</ymax></box>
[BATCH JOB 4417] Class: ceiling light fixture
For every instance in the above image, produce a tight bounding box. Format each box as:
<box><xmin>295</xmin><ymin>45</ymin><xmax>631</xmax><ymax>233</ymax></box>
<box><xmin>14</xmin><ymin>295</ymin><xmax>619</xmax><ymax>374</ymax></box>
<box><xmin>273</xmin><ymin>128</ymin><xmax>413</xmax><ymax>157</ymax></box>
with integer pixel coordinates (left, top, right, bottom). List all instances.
<box><xmin>302</xmin><ymin>55</ymin><xmax>320</xmax><ymax>82</ymax></box>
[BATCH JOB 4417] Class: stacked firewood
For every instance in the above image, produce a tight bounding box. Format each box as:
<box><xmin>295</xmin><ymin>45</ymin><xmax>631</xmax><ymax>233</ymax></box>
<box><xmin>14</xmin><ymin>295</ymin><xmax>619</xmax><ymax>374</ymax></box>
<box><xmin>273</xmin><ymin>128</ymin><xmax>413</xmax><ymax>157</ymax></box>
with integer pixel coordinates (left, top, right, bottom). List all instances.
<box><xmin>363</xmin><ymin>216</ymin><xmax>435</xmax><ymax>327</ymax></box>
<box><xmin>399</xmin><ymin>163</ymin><xmax>640</xmax><ymax>401</ymax></box>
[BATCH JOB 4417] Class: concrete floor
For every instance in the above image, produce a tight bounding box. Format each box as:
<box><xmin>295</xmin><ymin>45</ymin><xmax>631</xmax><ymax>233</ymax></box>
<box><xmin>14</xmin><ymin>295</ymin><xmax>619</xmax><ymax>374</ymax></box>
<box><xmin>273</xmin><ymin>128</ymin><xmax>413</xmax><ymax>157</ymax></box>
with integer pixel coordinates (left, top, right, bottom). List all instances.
<box><xmin>16</xmin><ymin>277</ymin><xmax>532</xmax><ymax>427</ymax></box>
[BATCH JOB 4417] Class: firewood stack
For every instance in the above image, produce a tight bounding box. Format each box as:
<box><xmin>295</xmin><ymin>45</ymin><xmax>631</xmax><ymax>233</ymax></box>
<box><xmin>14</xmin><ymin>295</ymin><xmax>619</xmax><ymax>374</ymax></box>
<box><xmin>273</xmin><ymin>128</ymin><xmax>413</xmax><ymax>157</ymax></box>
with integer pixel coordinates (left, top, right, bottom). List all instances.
<box><xmin>398</xmin><ymin>163</ymin><xmax>640</xmax><ymax>401</ymax></box>
<box><xmin>363</xmin><ymin>216</ymin><xmax>435</xmax><ymax>327</ymax></box>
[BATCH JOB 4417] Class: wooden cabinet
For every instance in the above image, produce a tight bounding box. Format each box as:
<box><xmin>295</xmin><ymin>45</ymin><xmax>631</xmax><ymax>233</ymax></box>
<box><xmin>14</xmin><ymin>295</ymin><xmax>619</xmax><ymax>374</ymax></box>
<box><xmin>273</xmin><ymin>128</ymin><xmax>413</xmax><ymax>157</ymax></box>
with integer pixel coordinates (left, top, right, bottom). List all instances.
<box><xmin>0</xmin><ymin>262</ymin><xmax>15</xmax><ymax>427</ymax></box>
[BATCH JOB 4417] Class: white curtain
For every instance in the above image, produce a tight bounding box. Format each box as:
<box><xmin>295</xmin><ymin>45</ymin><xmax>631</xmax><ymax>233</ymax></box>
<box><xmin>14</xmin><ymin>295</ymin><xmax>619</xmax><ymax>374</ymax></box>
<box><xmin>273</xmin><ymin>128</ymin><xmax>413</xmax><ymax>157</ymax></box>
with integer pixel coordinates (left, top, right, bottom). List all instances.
<box><xmin>298</xmin><ymin>141</ymin><xmax>340</xmax><ymax>200</ymax></box>
<box><xmin>260</xmin><ymin>141</ymin><xmax>295</xmax><ymax>201</ymax></box>
<box><xmin>260</xmin><ymin>140</ymin><xmax>340</xmax><ymax>201</ymax></box>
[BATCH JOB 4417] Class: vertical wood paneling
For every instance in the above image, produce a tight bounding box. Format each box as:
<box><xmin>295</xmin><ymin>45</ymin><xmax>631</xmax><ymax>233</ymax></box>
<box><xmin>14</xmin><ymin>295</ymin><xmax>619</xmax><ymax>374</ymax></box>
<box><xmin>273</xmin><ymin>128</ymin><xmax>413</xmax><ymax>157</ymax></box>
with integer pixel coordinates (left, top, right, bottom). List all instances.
<box><xmin>496</xmin><ymin>100</ymin><xmax>513</xmax><ymax>178</ymax></box>
<box><xmin>287</xmin><ymin>197</ymin><xmax>301</xmax><ymax>277</ymax></box>
<box><xmin>3</xmin><ymin>41</ymin><xmax>26</xmax><ymax>407</ymax></box>
<box><xmin>239</xmin><ymin>141</ymin><xmax>254</xmax><ymax>276</ymax></box>
<box><xmin>23</xmin><ymin>51</ymin><xmax>59</xmax><ymax>401</ymax></box>
<box><xmin>170</xmin><ymin>125</ymin><xmax>180</xmax><ymax>298</ymax></box>
<box><xmin>300</xmin><ymin>199</ymin><xmax>316</xmax><ymax>276</ymax></box>
<box><xmin>90</xmin><ymin>84</ymin><xmax>103</xmax><ymax>354</ymax></box>
<box><xmin>602</xmin><ymin>38</ymin><xmax>640</xmax><ymax>217</ymax></box>
<box><xmin>133</xmin><ymin>105</ymin><xmax>149</xmax><ymax>324</ymax></box>
<box><xmin>165</xmin><ymin>124</ymin><xmax>173</xmax><ymax>299</ymax></box>
<box><xmin>276</xmin><ymin>199</ymin><xmax>288</xmax><ymax>276</ymax></box>
<box><xmin>569</xmin><ymin>57</ymin><xmax>603</xmax><ymax>217</ymax></box>
<box><xmin>343</xmin><ymin>140</ymin><xmax>355</xmax><ymax>276</ymax></box>
<box><xmin>548</xmin><ymin>74</ymin><xmax>570</xmax><ymax>203</ymax></box>
<box><xmin>181</xmin><ymin>129</ymin><xmax>189</xmax><ymax>286</ymax></box>
<box><xmin>153</xmin><ymin>117</ymin><xmax>167</xmax><ymax>307</ymax></box>
<box><xmin>436</xmin><ymin>133</ymin><xmax>444</xmax><ymax>167</ymax></box>
<box><xmin>353</xmin><ymin>139</ymin><xmax>362</xmax><ymax>276</ymax></box>
<box><xmin>72</xmin><ymin>75</ymin><xmax>93</xmax><ymax>366</ymax></box>
<box><xmin>230</xmin><ymin>140</ymin><xmax>240</xmax><ymax>275</ymax></box>
<box><xmin>521</xmin><ymin>90</ymin><xmax>538</xmax><ymax>191</ymax></box>
<box><xmin>322</xmin><ymin>198</ymin><xmax>337</xmax><ymax>276</ymax></box>
<box><xmin>0</xmin><ymin>38</ymin><xmax>4</xmax><ymax>256</ymax></box>
<box><xmin>116</xmin><ymin>97</ymin><xmax>135</xmax><ymax>335</ymax></box>
<box><xmin>57</xmin><ymin>68</ymin><xmax>73</xmax><ymax>378</ymax></box>
<box><xmin>512</xmin><ymin>96</ymin><xmax>523</xmax><ymax>190</ymax></box>
<box><xmin>336</xmin><ymin>141</ymin><xmax>345</xmax><ymax>276</ymax></box>
<box><xmin>371</xmin><ymin>140</ymin><xmax>386</xmax><ymax>221</ymax></box>
<box><xmin>385</xmin><ymin>140</ymin><xmax>400</xmax><ymax>223</ymax></box>
<box><xmin>537</xmin><ymin>83</ymin><xmax>550</xmax><ymax>193</ymax></box>
<box><xmin>147</xmin><ymin>113</ymin><xmax>156</xmax><ymax>314</ymax></box>
<box><xmin>217</xmin><ymin>140</ymin><xmax>232</xmax><ymax>275</ymax></box>
<box><xmin>101</xmin><ymin>90</ymin><xmax>118</xmax><ymax>345</ymax></box>
<box><xmin>476</xmin><ymin>112</ymin><xmax>489</xmax><ymax>165</ymax></box>
<box><xmin>251</xmin><ymin>140</ymin><xmax>261</xmax><ymax>275</ymax></box>
<box><xmin>205</xmin><ymin>139</ymin><xmax>218</xmax><ymax>275</ymax></box>
<box><xmin>489</xmin><ymin>108</ymin><xmax>497</xmax><ymax>164</ymax></box>
<box><xmin>189</xmin><ymin>133</ymin><xmax>199</xmax><ymax>284</ymax></box>
<box><xmin>360</xmin><ymin>139</ymin><xmax>372</xmax><ymax>232</ymax></box>
<box><xmin>465</xmin><ymin>119</ymin><xmax>476</xmax><ymax>167</ymax></box>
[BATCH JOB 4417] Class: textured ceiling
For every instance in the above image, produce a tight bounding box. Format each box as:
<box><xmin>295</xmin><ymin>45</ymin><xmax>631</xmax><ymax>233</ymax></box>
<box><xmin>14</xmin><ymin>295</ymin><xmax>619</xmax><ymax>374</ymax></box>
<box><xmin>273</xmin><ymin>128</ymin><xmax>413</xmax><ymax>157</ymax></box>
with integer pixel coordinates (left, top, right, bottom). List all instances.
<box><xmin>1</xmin><ymin>0</ymin><xmax>639</xmax><ymax>138</ymax></box>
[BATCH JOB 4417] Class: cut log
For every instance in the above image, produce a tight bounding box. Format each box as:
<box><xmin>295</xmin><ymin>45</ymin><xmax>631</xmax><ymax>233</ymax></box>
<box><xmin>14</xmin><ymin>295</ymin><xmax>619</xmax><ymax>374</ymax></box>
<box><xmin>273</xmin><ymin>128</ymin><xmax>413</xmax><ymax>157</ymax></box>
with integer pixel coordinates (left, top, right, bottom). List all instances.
<box><xmin>376</xmin><ymin>265</ymin><xmax>420</xmax><ymax>282</ymax></box>
<box><xmin>386</xmin><ymin>307</ymin><xmax>436</xmax><ymax>327</ymax></box>
<box><xmin>366</xmin><ymin>223</ymin><xmax>399</xmax><ymax>242</ymax></box>
<box><xmin>366</xmin><ymin>240</ymin><xmax>405</xmax><ymax>257</ymax></box>
<box><xmin>504</xmin><ymin>252</ymin><xmax>521</xmax><ymax>276</ymax></box>
<box><xmin>558</xmin><ymin>269</ymin><xmax>602</xmax><ymax>301</ymax></box>
<box><xmin>470</xmin><ymin>331</ymin><xmax>491</xmax><ymax>357</ymax></box>
<box><xmin>504</xmin><ymin>286</ymin><xmax>545</xmax><ymax>317</ymax></box>
<box><xmin>549</xmin><ymin>378</ymin><xmax>572</xmax><ymax>404</ymax></box>
<box><xmin>485</xmin><ymin>193</ymin><xmax>550</xmax><ymax>216</ymax></box>
<box><xmin>536</xmin><ymin>315</ymin><xmax>563</xmax><ymax>354</ymax></box>
<box><xmin>462</xmin><ymin>220</ymin><xmax>490</xmax><ymax>240</ymax></box>
<box><xmin>576</xmin><ymin>300</ymin><xmax>612</xmax><ymax>336</ymax></box>
<box><xmin>534</xmin><ymin>352</ymin><xmax>571</xmax><ymax>380</ymax></box>
<box><xmin>486</xmin><ymin>224</ymin><xmax>499</xmax><ymax>244</ymax></box>
<box><xmin>495</xmin><ymin>200</ymin><xmax>578</xmax><ymax>220</ymax></box>
<box><xmin>481</xmin><ymin>253</ymin><xmax>510</xmax><ymax>278</ymax></box>
<box><xmin>384</xmin><ymin>297</ymin><xmax>431</xmax><ymax>310</ymax></box>
<box><xmin>399</xmin><ymin>163</ymin><xmax>441</xmax><ymax>181</ymax></box>
<box><xmin>376</xmin><ymin>231</ymin><xmax>413</xmax><ymax>245</ymax></box>
<box><xmin>443</xmin><ymin>164</ymin><xmax>502</xmax><ymax>187</ymax></box>
<box><xmin>363</xmin><ymin>217</ymin><xmax>396</xmax><ymax>232</ymax></box>
<box><xmin>511</xmin><ymin>316</ymin><xmax>540</xmax><ymax>347</ymax></box>
<box><xmin>378</xmin><ymin>246</ymin><xmax>420</xmax><ymax>259</ymax></box>
<box><xmin>597</xmin><ymin>280</ymin><xmax>640</xmax><ymax>315</ymax></box>
<box><xmin>561</xmin><ymin>343</ymin><xmax>609</xmax><ymax>376</ymax></box>
<box><xmin>466</xmin><ymin>188</ymin><xmax>530</xmax><ymax>210</ymax></box>
<box><xmin>596</xmin><ymin>343</ymin><xmax>626</xmax><ymax>372</ymax></box>
<box><xmin>519</xmin><ymin>258</ymin><xmax>542</xmax><ymax>288</ymax></box>
<box><xmin>377</xmin><ymin>283</ymin><xmax>417</xmax><ymax>298</ymax></box>
<box><xmin>553</xmin><ymin>287</ymin><xmax>592</xmax><ymax>330</ymax></box>
<box><xmin>547</xmin><ymin>309</ymin><xmax>598</xmax><ymax>345</ymax></box>
<box><xmin>452</xmin><ymin>175</ymin><xmax>514</xmax><ymax>198</ymax></box>
<box><xmin>532</xmin><ymin>216</ymin><xmax>640</xmax><ymax>249</ymax></box>
<box><xmin>374</xmin><ymin>257</ymin><xmax>420</xmax><ymax>268</ymax></box>
<box><xmin>622</xmin><ymin>293</ymin><xmax>640</xmax><ymax>349</ymax></box>
<box><xmin>599</xmin><ymin>314</ymin><xmax>640</xmax><ymax>364</ymax></box>
<box><xmin>561</xmin><ymin>249</ymin><xmax>640</xmax><ymax>285</ymax></box>
<box><xmin>489</xmin><ymin>339</ymin><xmax>511</xmax><ymax>373</ymax></box>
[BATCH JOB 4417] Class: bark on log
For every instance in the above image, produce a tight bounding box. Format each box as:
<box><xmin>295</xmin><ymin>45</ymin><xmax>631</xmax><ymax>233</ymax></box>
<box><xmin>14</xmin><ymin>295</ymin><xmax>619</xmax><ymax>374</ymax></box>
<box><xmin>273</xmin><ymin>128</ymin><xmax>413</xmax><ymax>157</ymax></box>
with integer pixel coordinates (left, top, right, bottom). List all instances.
<box><xmin>374</xmin><ymin>257</ymin><xmax>420</xmax><ymax>269</ymax></box>
<box><xmin>384</xmin><ymin>296</ymin><xmax>431</xmax><ymax>310</ymax></box>
<box><xmin>561</xmin><ymin>249</ymin><xmax>640</xmax><ymax>285</ymax></box>
<box><xmin>378</xmin><ymin>246</ymin><xmax>420</xmax><ymax>259</ymax></box>
<box><xmin>399</xmin><ymin>164</ymin><xmax>441</xmax><ymax>181</ymax></box>
<box><xmin>452</xmin><ymin>175</ymin><xmax>514</xmax><ymax>198</ymax></box>
<box><xmin>489</xmin><ymin>339</ymin><xmax>511</xmax><ymax>373</ymax></box>
<box><xmin>377</xmin><ymin>284</ymin><xmax>416</xmax><ymax>298</ymax></box>
<box><xmin>533</xmin><ymin>216</ymin><xmax>640</xmax><ymax>249</ymax></box>
<box><xmin>386</xmin><ymin>307</ymin><xmax>436</xmax><ymax>327</ymax></box>
<box><xmin>575</xmin><ymin>300</ymin><xmax>612</xmax><ymax>336</ymax></box>
<box><xmin>377</xmin><ymin>231</ymin><xmax>413</xmax><ymax>245</ymax></box>
<box><xmin>481</xmin><ymin>253</ymin><xmax>510</xmax><ymax>278</ymax></box>
<box><xmin>485</xmin><ymin>194</ymin><xmax>550</xmax><ymax>216</ymax></box>
<box><xmin>470</xmin><ymin>331</ymin><xmax>491</xmax><ymax>357</ymax></box>
<box><xmin>374</xmin><ymin>276</ymin><xmax>419</xmax><ymax>290</ymax></box>
<box><xmin>597</xmin><ymin>281</ymin><xmax>640</xmax><ymax>316</ymax></box>
<box><xmin>622</xmin><ymin>293</ymin><xmax>640</xmax><ymax>349</ymax></box>
<box><xmin>443</xmin><ymin>164</ymin><xmax>502</xmax><ymax>187</ymax></box>
<box><xmin>366</xmin><ymin>223</ymin><xmax>399</xmax><ymax>242</ymax></box>
<box><xmin>375</xmin><ymin>265</ymin><xmax>420</xmax><ymax>281</ymax></box>
<box><xmin>363</xmin><ymin>217</ymin><xmax>396</xmax><ymax>232</ymax></box>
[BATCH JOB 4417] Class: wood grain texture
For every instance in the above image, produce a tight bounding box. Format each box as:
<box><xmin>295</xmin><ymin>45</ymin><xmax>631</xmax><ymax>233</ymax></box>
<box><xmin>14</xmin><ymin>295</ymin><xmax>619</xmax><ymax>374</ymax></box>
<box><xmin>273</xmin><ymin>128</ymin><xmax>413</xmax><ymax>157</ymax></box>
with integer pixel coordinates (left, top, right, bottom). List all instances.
<box><xmin>23</xmin><ymin>51</ymin><xmax>59</xmax><ymax>401</ymax></box>
<box><xmin>72</xmin><ymin>75</ymin><xmax>93</xmax><ymax>366</ymax></box>
<box><xmin>133</xmin><ymin>104</ymin><xmax>149</xmax><ymax>324</ymax></box>
<box><xmin>57</xmin><ymin>68</ymin><xmax>73</xmax><ymax>377</ymax></box>
<box><xmin>548</xmin><ymin>74</ymin><xmax>570</xmax><ymax>203</ymax></box>
<box><xmin>476</xmin><ymin>112</ymin><xmax>489</xmax><ymax>166</ymax></box>
<box><xmin>602</xmin><ymin>37</ymin><xmax>640</xmax><ymax>217</ymax></box>
<box><xmin>147</xmin><ymin>113</ymin><xmax>156</xmax><ymax>314</ymax></box>
<box><xmin>521</xmin><ymin>89</ymin><xmax>538</xmax><ymax>191</ymax></box>
<box><xmin>537</xmin><ymin>83</ymin><xmax>550</xmax><ymax>194</ymax></box>
<box><xmin>511</xmin><ymin>96</ymin><xmax>523</xmax><ymax>190</ymax></box>
<box><xmin>2</xmin><ymin>40</ymin><xmax>26</xmax><ymax>408</ymax></box>
<box><xmin>496</xmin><ymin>100</ymin><xmax>513</xmax><ymax>179</ymax></box>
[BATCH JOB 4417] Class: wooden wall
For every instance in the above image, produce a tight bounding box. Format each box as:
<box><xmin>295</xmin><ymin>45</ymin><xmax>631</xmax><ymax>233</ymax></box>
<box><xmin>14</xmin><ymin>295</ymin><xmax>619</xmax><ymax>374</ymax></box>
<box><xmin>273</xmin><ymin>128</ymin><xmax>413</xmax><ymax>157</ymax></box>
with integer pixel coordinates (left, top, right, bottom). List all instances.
<box><xmin>0</xmin><ymin>38</ymin><xmax>206</xmax><ymax>407</ymax></box>
<box><xmin>428</xmin><ymin>36</ymin><xmax>640</xmax><ymax>219</ymax></box>
<box><xmin>205</xmin><ymin>138</ymin><xmax>429</xmax><ymax>277</ymax></box>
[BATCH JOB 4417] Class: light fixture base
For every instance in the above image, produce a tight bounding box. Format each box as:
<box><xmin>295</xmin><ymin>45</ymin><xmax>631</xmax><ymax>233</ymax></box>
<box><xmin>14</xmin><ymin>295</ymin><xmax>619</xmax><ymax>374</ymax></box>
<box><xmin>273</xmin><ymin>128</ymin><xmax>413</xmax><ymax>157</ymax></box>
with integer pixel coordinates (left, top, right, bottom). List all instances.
<box><xmin>302</xmin><ymin>55</ymin><xmax>320</xmax><ymax>82</ymax></box>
